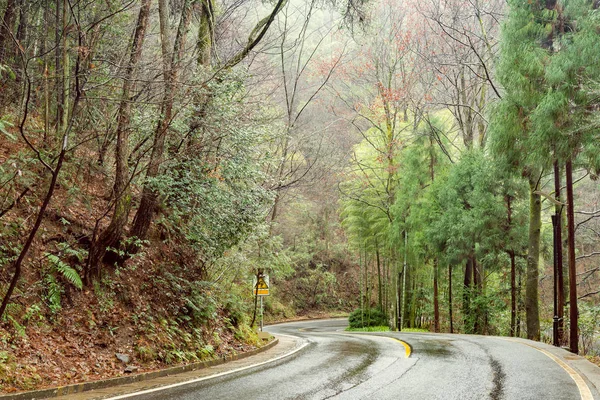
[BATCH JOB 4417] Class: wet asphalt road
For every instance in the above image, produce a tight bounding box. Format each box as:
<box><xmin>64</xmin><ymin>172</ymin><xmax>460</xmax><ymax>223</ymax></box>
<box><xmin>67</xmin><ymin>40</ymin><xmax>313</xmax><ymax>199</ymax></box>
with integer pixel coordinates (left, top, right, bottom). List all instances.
<box><xmin>139</xmin><ymin>319</ymin><xmax>582</xmax><ymax>399</ymax></box>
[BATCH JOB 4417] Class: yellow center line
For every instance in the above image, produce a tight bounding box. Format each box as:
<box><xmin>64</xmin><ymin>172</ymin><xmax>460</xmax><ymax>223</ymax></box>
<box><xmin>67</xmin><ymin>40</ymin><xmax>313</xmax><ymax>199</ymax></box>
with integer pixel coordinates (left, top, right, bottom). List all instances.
<box><xmin>331</xmin><ymin>332</ymin><xmax>412</xmax><ymax>358</ymax></box>
<box><xmin>503</xmin><ymin>338</ymin><xmax>593</xmax><ymax>400</ymax></box>
<box><xmin>390</xmin><ymin>337</ymin><xmax>412</xmax><ymax>358</ymax></box>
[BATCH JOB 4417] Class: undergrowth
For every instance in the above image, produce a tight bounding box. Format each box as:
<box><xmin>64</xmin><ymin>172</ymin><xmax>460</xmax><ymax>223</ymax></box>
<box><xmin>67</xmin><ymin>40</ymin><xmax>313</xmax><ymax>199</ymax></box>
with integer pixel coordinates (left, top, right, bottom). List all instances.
<box><xmin>345</xmin><ymin>326</ymin><xmax>390</xmax><ymax>332</ymax></box>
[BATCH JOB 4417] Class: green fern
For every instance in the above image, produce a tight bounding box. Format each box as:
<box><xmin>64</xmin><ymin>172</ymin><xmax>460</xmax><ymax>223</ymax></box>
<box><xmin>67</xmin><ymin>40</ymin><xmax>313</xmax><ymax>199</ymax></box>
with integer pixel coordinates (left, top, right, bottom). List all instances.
<box><xmin>46</xmin><ymin>253</ymin><xmax>83</xmax><ymax>290</ymax></box>
<box><xmin>45</xmin><ymin>275</ymin><xmax>62</xmax><ymax>313</ymax></box>
<box><xmin>7</xmin><ymin>315</ymin><xmax>26</xmax><ymax>337</ymax></box>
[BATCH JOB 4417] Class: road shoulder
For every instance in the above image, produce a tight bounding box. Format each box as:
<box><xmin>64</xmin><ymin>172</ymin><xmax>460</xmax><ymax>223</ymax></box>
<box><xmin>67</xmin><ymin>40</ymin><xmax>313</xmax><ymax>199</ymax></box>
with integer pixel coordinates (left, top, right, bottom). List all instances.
<box><xmin>502</xmin><ymin>337</ymin><xmax>600</xmax><ymax>399</ymax></box>
<box><xmin>0</xmin><ymin>335</ymin><xmax>304</xmax><ymax>400</ymax></box>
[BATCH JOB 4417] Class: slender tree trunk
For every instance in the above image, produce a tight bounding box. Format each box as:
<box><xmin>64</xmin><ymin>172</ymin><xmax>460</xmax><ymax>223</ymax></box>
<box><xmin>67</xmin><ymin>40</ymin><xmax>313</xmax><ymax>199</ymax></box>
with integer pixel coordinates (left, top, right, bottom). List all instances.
<box><xmin>554</xmin><ymin>160</ymin><xmax>565</xmax><ymax>344</ymax></box>
<box><xmin>400</xmin><ymin>230</ymin><xmax>408</xmax><ymax>329</ymax></box>
<box><xmin>402</xmin><ymin>258</ymin><xmax>411</xmax><ymax>328</ymax></box>
<box><xmin>526</xmin><ymin>175</ymin><xmax>541</xmax><ymax>341</ymax></box>
<box><xmin>463</xmin><ymin>258</ymin><xmax>472</xmax><ymax>332</ymax></box>
<box><xmin>460</xmin><ymin>69</ymin><xmax>474</xmax><ymax>149</ymax></box>
<box><xmin>0</xmin><ymin>53</ymin><xmax>81</xmax><ymax>317</ymax></box>
<box><xmin>15</xmin><ymin>0</ymin><xmax>28</xmax><ymax>47</ymax></box>
<box><xmin>43</xmin><ymin>0</ymin><xmax>49</xmax><ymax>142</ymax></box>
<box><xmin>383</xmin><ymin>257</ymin><xmax>389</xmax><ymax>316</ymax></box>
<box><xmin>396</xmin><ymin>267</ymin><xmax>401</xmax><ymax>330</ymax></box>
<box><xmin>429</xmin><ymin>133</ymin><xmax>439</xmax><ymax>332</ymax></box>
<box><xmin>269</xmin><ymin>130</ymin><xmax>291</xmax><ymax>230</ymax></box>
<box><xmin>448</xmin><ymin>264</ymin><xmax>453</xmax><ymax>333</ymax></box>
<box><xmin>250</xmin><ymin>270</ymin><xmax>261</xmax><ymax>328</ymax></box>
<box><xmin>0</xmin><ymin>151</ymin><xmax>66</xmax><ymax>319</ymax></box>
<box><xmin>517</xmin><ymin>264</ymin><xmax>523</xmax><ymax>337</ymax></box>
<box><xmin>565</xmin><ymin>160</ymin><xmax>578</xmax><ymax>354</ymax></box>
<box><xmin>55</xmin><ymin>0</ymin><xmax>62</xmax><ymax>134</ymax></box>
<box><xmin>409</xmin><ymin>278</ymin><xmax>417</xmax><ymax>328</ymax></box>
<box><xmin>433</xmin><ymin>258</ymin><xmax>440</xmax><ymax>332</ymax></box>
<box><xmin>88</xmin><ymin>0</ymin><xmax>151</xmax><ymax>276</ymax></box>
<box><xmin>376</xmin><ymin>240</ymin><xmax>383</xmax><ymax>311</ymax></box>
<box><xmin>130</xmin><ymin>0</ymin><xmax>193</xmax><ymax>242</ymax></box>
<box><xmin>472</xmin><ymin>256</ymin><xmax>483</xmax><ymax>334</ymax></box>
<box><xmin>506</xmin><ymin>194</ymin><xmax>517</xmax><ymax>337</ymax></box>
<box><xmin>366</xmin><ymin>253</ymin><xmax>370</xmax><ymax>310</ymax></box>
<box><xmin>510</xmin><ymin>250</ymin><xmax>516</xmax><ymax>337</ymax></box>
<box><xmin>60</xmin><ymin>0</ymin><xmax>69</xmax><ymax>130</ymax></box>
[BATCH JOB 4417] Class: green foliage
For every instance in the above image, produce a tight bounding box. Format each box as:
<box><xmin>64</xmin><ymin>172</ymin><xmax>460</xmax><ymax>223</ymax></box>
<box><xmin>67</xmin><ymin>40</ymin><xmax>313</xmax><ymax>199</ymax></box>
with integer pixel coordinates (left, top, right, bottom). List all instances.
<box><xmin>106</xmin><ymin>237</ymin><xmax>147</xmax><ymax>264</ymax></box>
<box><xmin>40</xmin><ymin>251</ymin><xmax>83</xmax><ymax>315</ymax></box>
<box><xmin>462</xmin><ymin>286</ymin><xmax>507</xmax><ymax>335</ymax></box>
<box><xmin>44</xmin><ymin>274</ymin><xmax>62</xmax><ymax>314</ymax></box>
<box><xmin>159</xmin><ymin>272</ymin><xmax>218</xmax><ymax>327</ymax></box>
<box><xmin>0</xmin><ymin>64</ymin><xmax>15</xmax><ymax>80</ymax></box>
<box><xmin>0</xmin><ymin>116</ymin><xmax>14</xmax><ymax>141</ymax></box>
<box><xmin>234</xmin><ymin>324</ymin><xmax>260</xmax><ymax>346</ymax></box>
<box><xmin>400</xmin><ymin>328</ymin><xmax>429</xmax><ymax>333</ymax></box>
<box><xmin>0</xmin><ymin>244</ymin><xmax>19</xmax><ymax>271</ymax></box>
<box><xmin>345</xmin><ymin>325</ymin><xmax>390</xmax><ymax>332</ymax></box>
<box><xmin>93</xmin><ymin>280</ymin><xmax>115</xmax><ymax>314</ymax></box>
<box><xmin>223</xmin><ymin>292</ymin><xmax>248</xmax><ymax>328</ymax></box>
<box><xmin>150</xmin><ymin>72</ymin><xmax>276</xmax><ymax>265</ymax></box>
<box><xmin>134</xmin><ymin>345</ymin><xmax>157</xmax><ymax>362</ymax></box>
<box><xmin>6</xmin><ymin>315</ymin><xmax>26</xmax><ymax>338</ymax></box>
<box><xmin>426</xmin><ymin>151</ymin><xmax>526</xmax><ymax>266</ymax></box>
<box><xmin>295</xmin><ymin>264</ymin><xmax>338</xmax><ymax>310</ymax></box>
<box><xmin>348</xmin><ymin>307</ymin><xmax>387</xmax><ymax>328</ymax></box>
<box><xmin>22</xmin><ymin>304</ymin><xmax>43</xmax><ymax>325</ymax></box>
<box><xmin>45</xmin><ymin>254</ymin><xmax>83</xmax><ymax>290</ymax></box>
<box><xmin>579</xmin><ymin>303</ymin><xmax>600</xmax><ymax>356</ymax></box>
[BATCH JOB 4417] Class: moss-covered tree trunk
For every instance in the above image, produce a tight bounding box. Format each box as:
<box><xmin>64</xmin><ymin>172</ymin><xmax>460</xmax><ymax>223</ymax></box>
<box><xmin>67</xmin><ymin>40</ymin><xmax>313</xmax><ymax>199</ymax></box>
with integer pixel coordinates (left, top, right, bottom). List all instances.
<box><xmin>197</xmin><ymin>0</ymin><xmax>214</xmax><ymax>66</ymax></box>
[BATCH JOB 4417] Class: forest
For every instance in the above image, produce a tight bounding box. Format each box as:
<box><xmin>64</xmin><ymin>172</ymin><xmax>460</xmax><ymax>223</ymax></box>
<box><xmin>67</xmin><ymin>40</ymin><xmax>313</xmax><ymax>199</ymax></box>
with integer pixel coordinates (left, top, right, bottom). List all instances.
<box><xmin>0</xmin><ymin>0</ymin><xmax>599</xmax><ymax>393</ymax></box>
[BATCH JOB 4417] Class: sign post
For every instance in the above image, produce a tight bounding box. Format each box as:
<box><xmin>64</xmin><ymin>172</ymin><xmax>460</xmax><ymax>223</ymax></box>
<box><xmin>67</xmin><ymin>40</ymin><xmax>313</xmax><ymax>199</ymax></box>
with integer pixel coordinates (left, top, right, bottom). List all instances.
<box><xmin>253</xmin><ymin>272</ymin><xmax>270</xmax><ymax>332</ymax></box>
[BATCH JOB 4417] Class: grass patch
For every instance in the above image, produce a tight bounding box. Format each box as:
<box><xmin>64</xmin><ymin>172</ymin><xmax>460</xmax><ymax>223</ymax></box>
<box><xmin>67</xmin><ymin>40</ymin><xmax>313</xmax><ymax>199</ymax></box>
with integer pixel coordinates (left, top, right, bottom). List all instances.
<box><xmin>345</xmin><ymin>325</ymin><xmax>390</xmax><ymax>332</ymax></box>
<box><xmin>400</xmin><ymin>328</ymin><xmax>429</xmax><ymax>333</ymax></box>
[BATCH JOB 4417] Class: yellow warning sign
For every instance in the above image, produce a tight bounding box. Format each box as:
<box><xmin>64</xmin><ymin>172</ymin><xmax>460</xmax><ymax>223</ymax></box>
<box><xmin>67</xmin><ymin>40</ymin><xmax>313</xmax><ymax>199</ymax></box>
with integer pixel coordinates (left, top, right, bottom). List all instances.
<box><xmin>253</xmin><ymin>274</ymin><xmax>270</xmax><ymax>296</ymax></box>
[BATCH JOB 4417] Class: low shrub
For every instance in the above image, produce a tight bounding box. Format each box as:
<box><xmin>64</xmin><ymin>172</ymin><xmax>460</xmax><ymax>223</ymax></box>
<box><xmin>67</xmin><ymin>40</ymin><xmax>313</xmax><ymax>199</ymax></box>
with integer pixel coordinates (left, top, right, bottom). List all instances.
<box><xmin>348</xmin><ymin>307</ymin><xmax>387</xmax><ymax>328</ymax></box>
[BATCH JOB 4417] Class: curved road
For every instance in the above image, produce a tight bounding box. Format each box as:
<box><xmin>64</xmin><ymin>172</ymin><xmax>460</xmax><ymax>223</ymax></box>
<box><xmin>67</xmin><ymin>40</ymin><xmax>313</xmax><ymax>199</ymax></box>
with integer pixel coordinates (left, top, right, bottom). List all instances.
<box><xmin>135</xmin><ymin>319</ymin><xmax>594</xmax><ymax>399</ymax></box>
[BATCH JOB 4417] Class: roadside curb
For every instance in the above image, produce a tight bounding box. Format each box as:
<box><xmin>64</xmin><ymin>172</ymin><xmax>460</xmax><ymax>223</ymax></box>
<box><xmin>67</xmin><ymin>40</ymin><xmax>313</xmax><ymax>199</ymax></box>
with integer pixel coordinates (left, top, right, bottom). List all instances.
<box><xmin>0</xmin><ymin>338</ymin><xmax>278</xmax><ymax>400</ymax></box>
<box><xmin>500</xmin><ymin>336</ymin><xmax>600</xmax><ymax>399</ymax></box>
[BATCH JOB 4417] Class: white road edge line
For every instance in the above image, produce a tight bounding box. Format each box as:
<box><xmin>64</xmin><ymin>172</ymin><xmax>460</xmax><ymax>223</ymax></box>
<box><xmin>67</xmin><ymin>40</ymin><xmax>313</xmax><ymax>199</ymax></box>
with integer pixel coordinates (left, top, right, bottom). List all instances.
<box><xmin>104</xmin><ymin>335</ymin><xmax>308</xmax><ymax>400</ymax></box>
<box><xmin>506</xmin><ymin>339</ymin><xmax>593</xmax><ymax>400</ymax></box>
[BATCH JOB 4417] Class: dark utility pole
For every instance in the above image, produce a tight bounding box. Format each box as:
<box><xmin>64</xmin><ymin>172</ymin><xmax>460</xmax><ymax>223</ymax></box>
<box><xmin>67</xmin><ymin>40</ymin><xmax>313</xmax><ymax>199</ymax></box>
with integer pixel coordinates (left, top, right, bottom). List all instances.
<box><xmin>553</xmin><ymin>161</ymin><xmax>564</xmax><ymax>345</ymax></box>
<box><xmin>565</xmin><ymin>160</ymin><xmax>578</xmax><ymax>354</ymax></box>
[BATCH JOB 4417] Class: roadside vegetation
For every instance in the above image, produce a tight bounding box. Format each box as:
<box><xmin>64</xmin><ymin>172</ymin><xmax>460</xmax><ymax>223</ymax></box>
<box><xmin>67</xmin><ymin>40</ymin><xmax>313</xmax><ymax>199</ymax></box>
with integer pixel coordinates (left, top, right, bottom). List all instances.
<box><xmin>0</xmin><ymin>0</ymin><xmax>599</xmax><ymax>393</ymax></box>
<box><xmin>346</xmin><ymin>326</ymin><xmax>390</xmax><ymax>332</ymax></box>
